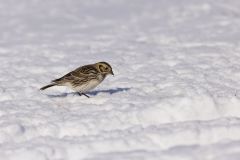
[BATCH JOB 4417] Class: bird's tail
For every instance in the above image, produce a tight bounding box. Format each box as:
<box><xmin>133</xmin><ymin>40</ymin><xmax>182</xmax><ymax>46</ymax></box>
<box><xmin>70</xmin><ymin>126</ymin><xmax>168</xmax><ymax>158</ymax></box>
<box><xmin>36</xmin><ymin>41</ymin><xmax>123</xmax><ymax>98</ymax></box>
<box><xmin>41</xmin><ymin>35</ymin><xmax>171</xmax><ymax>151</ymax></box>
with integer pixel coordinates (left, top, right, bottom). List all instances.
<box><xmin>40</xmin><ymin>83</ymin><xmax>56</xmax><ymax>90</ymax></box>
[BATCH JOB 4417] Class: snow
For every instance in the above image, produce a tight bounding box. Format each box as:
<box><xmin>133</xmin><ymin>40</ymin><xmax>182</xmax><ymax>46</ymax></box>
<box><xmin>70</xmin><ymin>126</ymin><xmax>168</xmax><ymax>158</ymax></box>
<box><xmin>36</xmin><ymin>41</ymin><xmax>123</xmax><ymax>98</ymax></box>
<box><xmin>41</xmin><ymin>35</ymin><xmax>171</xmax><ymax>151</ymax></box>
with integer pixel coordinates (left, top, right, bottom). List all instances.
<box><xmin>1</xmin><ymin>0</ymin><xmax>240</xmax><ymax>159</ymax></box>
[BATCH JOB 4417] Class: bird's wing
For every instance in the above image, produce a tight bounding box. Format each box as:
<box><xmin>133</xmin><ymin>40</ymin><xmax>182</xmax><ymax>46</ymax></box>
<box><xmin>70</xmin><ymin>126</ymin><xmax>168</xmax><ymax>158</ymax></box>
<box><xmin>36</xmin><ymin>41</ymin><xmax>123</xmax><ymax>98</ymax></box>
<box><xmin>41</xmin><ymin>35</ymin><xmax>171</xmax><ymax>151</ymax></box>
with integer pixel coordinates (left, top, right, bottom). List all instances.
<box><xmin>52</xmin><ymin>71</ymin><xmax>84</xmax><ymax>83</ymax></box>
<box><xmin>52</xmin><ymin>65</ymin><xmax>98</xmax><ymax>84</ymax></box>
<box><xmin>74</xmin><ymin>65</ymin><xmax>99</xmax><ymax>75</ymax></box>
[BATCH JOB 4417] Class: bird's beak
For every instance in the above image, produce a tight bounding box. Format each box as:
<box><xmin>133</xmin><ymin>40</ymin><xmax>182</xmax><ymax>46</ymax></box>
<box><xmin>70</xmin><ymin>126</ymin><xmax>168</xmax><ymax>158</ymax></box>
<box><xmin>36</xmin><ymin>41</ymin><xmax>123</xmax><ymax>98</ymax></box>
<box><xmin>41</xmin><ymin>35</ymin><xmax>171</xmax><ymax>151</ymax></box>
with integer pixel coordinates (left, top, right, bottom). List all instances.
<box><xmin>111</xmin><ymin>70</ymin><xmax>114</xmax><ymax>76</ymax></box>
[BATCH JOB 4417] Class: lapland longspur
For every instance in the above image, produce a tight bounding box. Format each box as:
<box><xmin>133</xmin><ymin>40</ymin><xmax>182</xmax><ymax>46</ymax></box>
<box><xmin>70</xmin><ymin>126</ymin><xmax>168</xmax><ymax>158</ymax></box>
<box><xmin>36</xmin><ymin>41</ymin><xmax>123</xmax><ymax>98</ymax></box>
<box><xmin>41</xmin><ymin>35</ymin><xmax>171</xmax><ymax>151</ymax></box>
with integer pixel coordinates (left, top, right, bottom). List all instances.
<box><xmin>40</xmin><ymin>62</ymin><xmax>114</xmax><ymax>98</ymax></box>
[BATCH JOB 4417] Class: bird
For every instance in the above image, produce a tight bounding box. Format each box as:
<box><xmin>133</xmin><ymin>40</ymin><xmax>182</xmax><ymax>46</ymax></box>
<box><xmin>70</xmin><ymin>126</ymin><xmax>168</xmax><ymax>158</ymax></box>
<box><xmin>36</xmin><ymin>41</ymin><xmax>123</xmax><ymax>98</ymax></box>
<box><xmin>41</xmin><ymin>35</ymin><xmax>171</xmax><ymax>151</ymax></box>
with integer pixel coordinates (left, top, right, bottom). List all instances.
<box><xmin>40</xmin><ymin>62</ymin><xmax>114</xmax><ymax>98</ymax></box>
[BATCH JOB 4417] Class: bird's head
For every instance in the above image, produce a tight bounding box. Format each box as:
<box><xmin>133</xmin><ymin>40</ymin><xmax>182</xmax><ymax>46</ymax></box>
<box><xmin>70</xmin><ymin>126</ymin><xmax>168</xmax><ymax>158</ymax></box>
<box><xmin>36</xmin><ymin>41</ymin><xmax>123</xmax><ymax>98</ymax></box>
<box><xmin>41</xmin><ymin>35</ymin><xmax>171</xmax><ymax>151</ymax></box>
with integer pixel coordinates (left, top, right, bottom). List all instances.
<box><xmin>95</xmin><ymin>62</ymin><xmax>114</xmax><ymax>76</ymax></box>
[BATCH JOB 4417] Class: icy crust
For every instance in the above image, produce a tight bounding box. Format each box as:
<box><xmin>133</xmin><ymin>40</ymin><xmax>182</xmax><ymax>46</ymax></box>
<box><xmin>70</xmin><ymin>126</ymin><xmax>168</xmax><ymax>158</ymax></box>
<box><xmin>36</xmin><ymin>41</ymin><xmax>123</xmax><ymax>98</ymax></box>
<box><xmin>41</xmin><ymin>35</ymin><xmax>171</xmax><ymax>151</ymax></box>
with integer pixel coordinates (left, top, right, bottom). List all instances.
<box><xmin>0</xmin><ymin>118</ymin><xmax>240</xmax><ymax>160</ymax></box>
<box><xmin>1</xmin><ymin>0</ymin><xmax>240</xmax><ymax>159</ymax></box>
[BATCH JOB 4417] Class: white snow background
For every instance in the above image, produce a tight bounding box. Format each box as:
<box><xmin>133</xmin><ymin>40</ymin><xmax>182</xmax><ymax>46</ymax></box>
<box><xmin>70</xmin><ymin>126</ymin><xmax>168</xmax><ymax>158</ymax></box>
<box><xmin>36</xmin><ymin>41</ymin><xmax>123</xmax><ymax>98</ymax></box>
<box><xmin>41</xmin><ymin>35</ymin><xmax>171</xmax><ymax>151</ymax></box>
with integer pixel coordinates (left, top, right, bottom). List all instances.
<box><xmin>0</xmin><ymin>0</ymin><xmax>240</xmax><ymax>159</ymax></box>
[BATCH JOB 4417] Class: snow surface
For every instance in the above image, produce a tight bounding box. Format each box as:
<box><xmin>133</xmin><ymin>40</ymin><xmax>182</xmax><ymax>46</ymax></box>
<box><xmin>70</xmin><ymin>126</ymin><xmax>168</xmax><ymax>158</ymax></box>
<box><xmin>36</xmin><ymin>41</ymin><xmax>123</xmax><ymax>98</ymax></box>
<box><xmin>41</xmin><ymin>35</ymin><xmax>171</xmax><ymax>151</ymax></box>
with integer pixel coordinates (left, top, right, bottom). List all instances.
<box><xmin>1</xmin><ymin>0</ymin><xmax>240</xmax><ymax>159</ymax></box>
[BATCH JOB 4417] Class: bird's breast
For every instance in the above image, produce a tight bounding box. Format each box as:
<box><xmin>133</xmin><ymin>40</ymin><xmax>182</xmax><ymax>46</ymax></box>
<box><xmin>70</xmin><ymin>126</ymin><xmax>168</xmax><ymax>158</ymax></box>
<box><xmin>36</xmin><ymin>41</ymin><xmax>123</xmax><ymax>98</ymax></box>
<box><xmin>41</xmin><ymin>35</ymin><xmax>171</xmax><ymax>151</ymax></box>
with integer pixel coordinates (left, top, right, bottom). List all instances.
<box><xmin>73</xmin><ymin>79</ymin><xmax>101</xmax><ymax>93</ymax></box>
<box><xmin>97</xmin><ymin>74</ymin><xmax>106</xmax><ymax>82</ymax></box>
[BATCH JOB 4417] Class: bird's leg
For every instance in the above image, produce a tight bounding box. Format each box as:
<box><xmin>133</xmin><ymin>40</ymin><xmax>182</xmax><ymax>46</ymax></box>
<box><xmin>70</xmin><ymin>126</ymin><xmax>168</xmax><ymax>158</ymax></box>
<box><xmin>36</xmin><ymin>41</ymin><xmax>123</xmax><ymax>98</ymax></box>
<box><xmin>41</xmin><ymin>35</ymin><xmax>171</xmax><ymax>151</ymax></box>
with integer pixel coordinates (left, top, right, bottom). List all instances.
<box><xmin>77</xmin><ymin>92</ymin><xmax>90</xmax><ymax>98</ymax></box>
<box><xmin>82</xmin><ymin>93</ymin><xmax>90</xmax><ymax>98</ymax></box>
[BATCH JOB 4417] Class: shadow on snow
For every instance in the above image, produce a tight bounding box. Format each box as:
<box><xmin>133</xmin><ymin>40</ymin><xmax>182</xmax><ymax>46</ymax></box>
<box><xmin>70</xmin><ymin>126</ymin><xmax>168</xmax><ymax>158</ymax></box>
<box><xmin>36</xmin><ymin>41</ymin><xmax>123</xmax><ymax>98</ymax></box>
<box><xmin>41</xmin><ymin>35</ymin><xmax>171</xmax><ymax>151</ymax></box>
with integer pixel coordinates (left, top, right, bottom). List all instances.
<box><xmin>46</xmin><ymin>87</ymin><xmax>130</xmax><ymax>98</ymax></box>
<box><xmin>88</xmin><ymin>87</ymin><xmax>130</xmax><ymax>96</ymax></box>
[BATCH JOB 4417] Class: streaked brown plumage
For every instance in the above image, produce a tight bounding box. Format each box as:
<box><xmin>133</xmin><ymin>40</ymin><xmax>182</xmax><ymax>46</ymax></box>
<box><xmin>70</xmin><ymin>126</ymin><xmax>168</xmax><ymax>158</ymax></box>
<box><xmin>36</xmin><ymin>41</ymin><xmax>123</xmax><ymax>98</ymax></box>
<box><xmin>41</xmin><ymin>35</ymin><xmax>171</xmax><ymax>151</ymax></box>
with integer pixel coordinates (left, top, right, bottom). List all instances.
<box><xmin>40</xmin><ymin>62</ymin><xmax>114</xmax><ymax>98</ymax></box>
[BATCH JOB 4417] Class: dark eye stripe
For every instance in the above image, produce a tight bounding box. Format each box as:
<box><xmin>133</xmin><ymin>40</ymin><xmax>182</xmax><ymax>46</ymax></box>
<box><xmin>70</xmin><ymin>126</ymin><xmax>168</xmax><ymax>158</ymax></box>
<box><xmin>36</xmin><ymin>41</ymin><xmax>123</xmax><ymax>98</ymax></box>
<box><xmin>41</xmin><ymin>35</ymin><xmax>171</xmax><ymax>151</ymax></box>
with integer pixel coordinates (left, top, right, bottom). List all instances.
<box><xmin>99</xmin><ymin>65</ymin><xmax>105</xmax><ymax>72</ymax></box>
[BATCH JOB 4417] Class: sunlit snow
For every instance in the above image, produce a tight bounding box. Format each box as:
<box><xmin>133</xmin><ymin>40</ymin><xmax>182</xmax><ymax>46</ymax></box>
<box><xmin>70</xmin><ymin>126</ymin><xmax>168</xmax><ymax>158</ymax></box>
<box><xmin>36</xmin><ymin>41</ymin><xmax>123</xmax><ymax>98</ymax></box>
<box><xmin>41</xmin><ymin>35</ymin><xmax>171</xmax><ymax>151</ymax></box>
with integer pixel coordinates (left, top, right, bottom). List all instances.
<box><xmin>1</xmin><ymin>0</ymin><xmax>240</xmax><ymax>159</ymax></box>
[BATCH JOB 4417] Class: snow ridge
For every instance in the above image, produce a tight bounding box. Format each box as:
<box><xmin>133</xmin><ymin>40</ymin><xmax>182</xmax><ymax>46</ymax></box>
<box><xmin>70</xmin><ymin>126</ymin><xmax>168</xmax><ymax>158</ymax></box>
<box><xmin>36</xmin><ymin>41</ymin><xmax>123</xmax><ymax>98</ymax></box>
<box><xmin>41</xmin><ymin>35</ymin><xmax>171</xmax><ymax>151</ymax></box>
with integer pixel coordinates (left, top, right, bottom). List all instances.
<box><xmin>0</xmin><ymin>0</ymin><xmax>240</xmax><ymax>159</ymax></box>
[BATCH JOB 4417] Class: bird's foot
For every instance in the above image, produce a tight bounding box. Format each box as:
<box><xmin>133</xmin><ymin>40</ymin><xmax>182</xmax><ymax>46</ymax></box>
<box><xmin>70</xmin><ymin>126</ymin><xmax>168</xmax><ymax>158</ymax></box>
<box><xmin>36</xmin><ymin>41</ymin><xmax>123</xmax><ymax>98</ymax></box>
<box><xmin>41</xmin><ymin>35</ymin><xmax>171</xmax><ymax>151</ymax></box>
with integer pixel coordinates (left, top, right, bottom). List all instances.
<box><xmin>77</xmin><ymin>92</ymin><xmax>90</xmax><ymax>98</ymax></box>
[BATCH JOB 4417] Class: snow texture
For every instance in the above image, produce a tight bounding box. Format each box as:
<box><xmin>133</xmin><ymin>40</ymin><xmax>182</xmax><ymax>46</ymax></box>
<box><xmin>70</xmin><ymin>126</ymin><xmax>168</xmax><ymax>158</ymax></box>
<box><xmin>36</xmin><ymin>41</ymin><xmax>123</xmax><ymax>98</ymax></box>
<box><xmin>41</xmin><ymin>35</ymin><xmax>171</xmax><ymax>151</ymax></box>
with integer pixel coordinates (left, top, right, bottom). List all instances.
<box><xmin>1</xmin><ymin>0</ymin><xmax>240</xmax><ymax>159</ymax></box>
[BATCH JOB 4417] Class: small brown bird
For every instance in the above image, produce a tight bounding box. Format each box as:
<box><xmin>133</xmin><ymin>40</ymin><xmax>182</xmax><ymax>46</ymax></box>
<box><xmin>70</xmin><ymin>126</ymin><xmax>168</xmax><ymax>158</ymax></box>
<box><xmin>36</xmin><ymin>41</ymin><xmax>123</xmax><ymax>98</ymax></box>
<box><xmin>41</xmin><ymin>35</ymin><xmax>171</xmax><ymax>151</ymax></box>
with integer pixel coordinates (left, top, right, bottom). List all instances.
<box><xmin>40</xmin><ymin>62</ymin><xmax>114</xmax><ymax>98</ymax></box>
